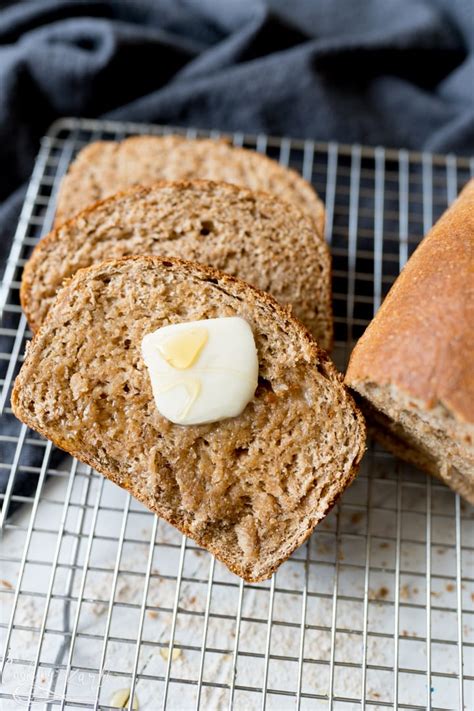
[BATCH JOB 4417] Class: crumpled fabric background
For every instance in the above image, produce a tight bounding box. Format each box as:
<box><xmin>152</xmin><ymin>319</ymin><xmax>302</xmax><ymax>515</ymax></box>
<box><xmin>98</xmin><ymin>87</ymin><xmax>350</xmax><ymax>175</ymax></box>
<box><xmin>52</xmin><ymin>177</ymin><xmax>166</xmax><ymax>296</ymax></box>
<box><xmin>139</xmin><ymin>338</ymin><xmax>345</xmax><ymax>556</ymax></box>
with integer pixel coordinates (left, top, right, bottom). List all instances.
<box><xmin>1</xmin><ymin>0</ymin><xmax>473</xmax><ymax>509</ymax></box>
<box><xmin>1</xmin><ymin>0</ymin><xmax>473</xmax><ymax>270</ymax></box>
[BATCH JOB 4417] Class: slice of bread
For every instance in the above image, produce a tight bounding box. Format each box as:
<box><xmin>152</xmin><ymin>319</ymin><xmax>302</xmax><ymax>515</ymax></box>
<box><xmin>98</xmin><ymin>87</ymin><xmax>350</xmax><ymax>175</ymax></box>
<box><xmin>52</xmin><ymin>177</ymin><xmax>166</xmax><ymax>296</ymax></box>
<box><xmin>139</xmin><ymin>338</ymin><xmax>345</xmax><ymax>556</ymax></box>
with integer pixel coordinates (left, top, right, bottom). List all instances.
<box><xmin>54</xmin><ymin>135</ymin><xmax>325</xmax><ymax>234</ymax></box>
<box><xmin>346</xmin><ymin>179</ymin><xmax>474</xmax><ymax>503</ymax></box>
<box><xmin>21</xmin><ymin>180</ymin><xmax>333</xmax><ymax>348</ymax></box>
<box><xmin>12</xmin><ymin>256</ymin><xmax>365</xmax><ymax>582</ymax></box>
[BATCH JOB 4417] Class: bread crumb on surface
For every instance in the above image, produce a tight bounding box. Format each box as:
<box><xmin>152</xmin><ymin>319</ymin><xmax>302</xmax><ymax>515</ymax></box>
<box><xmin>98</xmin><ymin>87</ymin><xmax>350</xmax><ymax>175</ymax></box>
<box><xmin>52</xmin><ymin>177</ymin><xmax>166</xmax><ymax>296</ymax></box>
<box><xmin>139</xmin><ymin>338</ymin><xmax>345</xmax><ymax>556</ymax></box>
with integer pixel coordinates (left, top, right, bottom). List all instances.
<box><xmin>401</xmin><ymin>629</ymin><xmax>419</xmax><ymax>638</ymax></box>
<box><xmin>92</xmin><ymin>602</ymin><xmax>107</xmax><ymax>617</ymax></box>
<box><xmin>0</xmin><ymin>579</ymin><xmax>13</xmax><ymax>589</ymax></box>
<box><xmin>109</xmin><ymin>688</ymin><xmax>139</xmax><ymax>710</ymax></box>
<box><xmin>401</xmin><ymin>584</ymin><xmax>419</xmax><ymax>599</ymax></box>
<box><xmin>316</xmin><ymin>542</ymin><xmax>330</xmax><ymax>555</ymax></box>
<box><xmin>160</xmin><ymin>647</ymin><xmax>182</xmax><ymax>662</ymax></box>
<box><xmin>369</xmin><ymin>586</ymin><xmax>389</xmax><ymax>600</ymax></box>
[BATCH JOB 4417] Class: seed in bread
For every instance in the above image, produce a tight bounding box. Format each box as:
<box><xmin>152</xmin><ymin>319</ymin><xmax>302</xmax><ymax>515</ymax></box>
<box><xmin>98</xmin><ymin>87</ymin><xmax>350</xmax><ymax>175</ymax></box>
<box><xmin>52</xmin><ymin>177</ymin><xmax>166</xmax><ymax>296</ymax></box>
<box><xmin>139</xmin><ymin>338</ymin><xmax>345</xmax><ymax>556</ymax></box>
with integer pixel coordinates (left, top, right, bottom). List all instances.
<box><xmin>54</xmin><ymin>134</ymin><xmax>325</xmax><ymax>234</ymax></box>
<box><xmin>12</xmin><ymin>256</ymin><xmax>366</xmax><ymax>582</ymax></box>
<box><xmin>345</xmin><ymin>179</ymin><xmax>474</xmax><ymax>503</ymax></box>
<box><xmin>21</xmin><ymin>180</ymin><xmax>333</xmax><ymax>349</ymax></box>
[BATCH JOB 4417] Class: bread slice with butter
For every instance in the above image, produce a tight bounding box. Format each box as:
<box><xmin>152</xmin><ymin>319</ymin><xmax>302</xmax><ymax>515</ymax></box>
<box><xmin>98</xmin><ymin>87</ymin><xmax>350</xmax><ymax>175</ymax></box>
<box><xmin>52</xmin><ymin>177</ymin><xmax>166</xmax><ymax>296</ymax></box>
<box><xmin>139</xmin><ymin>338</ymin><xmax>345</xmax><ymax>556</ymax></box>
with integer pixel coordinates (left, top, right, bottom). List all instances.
<box><xmin>54</xmin><ymin>134</ymin><xmax>325</xmax><ymax>235</ymax></box>
<box><xmin>12</xmin><ymin>256</ymin><xmax>365</xmax><ymax>582</ymax></box>
<box><xmin>21</xmin><ymin>180</ymin><xmax>333</xmax><ymax>349</ymax></box>
<box><xmin>142</xmin><ymin>317</ymin><xmax>259</xmax><ymax>425</ymax></box>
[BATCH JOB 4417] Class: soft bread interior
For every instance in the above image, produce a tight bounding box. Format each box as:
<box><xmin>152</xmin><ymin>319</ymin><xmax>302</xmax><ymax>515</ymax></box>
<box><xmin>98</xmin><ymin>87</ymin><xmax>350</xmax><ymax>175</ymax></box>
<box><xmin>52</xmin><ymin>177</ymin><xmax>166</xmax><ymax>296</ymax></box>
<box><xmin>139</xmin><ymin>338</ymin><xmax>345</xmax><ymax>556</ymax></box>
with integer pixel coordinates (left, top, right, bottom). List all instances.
<box><xmin>22</xmin><ymin>181</ymin><xmax>332</xmax><ymax>348</ymax></box>
<box><xmin>352</xmin><ymin>382</ymin><xmax>474</xmax><ymax>504</ymax></box>
<box><xmin>54</xmin><ymin>135</ymin><xmax>325</xmax><ymax>233</ymax></box>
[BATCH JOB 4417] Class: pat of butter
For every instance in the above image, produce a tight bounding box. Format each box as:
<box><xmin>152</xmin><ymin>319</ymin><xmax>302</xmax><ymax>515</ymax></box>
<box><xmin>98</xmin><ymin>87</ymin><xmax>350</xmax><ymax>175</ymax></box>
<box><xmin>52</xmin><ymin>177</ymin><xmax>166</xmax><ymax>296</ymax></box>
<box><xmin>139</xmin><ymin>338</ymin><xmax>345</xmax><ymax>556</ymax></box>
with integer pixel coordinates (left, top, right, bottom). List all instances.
<box><xmin>142</xmin><ymin>317</ymin><xmax>258</xmax><ymax>425</ymax></box>
<box><xmin>158</xmin><ymin>327</ymin><xmax>208</xmax><ymax>369</ymax></box>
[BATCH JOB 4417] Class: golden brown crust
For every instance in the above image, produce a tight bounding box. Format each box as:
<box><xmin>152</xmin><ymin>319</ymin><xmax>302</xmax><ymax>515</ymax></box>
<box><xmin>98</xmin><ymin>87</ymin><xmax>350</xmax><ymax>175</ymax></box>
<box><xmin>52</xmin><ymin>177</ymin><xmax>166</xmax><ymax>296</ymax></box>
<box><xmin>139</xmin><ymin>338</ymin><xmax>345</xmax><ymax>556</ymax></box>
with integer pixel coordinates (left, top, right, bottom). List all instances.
<box><xmin>21</xmin><ymin>179</ymin><xmax>333</xmax><ymax>347</ymax></box>
<box><xmin>13</xmin><ymin>255</ymin><xmax>365</xmax><ymax>582</ymax></box>
<box><xmin>346</xmin><ymin>179</ymin><xmax>474</xmax><ymax>424</ymax></box>
<box><xmin>54</xmin><ymin>134</ymin><xmax>326</xmax><ymax>235</ymax></box>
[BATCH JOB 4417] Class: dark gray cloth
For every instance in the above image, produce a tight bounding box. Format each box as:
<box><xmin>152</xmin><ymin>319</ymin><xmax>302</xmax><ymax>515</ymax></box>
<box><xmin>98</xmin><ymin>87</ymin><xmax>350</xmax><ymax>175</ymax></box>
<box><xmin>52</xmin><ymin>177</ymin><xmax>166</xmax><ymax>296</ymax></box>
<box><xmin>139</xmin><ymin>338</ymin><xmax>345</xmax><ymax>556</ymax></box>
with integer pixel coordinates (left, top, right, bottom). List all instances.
<box><xmin>1</xmin><ymin>0</ymin><xmax>473</xmax><ymax>266</ymax></box>
<box><xmin>1</xmin><ymin>0</ymin><xmax>473</xmax><ymax>511</ymax></box>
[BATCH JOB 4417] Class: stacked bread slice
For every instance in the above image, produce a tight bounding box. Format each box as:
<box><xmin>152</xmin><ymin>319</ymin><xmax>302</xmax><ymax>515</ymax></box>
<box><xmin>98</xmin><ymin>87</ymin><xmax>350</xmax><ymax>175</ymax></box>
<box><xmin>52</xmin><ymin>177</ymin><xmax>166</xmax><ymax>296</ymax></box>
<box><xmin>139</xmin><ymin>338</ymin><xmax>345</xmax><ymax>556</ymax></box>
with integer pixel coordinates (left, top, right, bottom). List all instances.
<box><xmin>21</xmin><ymin>180</ymin><xmax>333</xmax><ymax>348</ymax></box>
<box><xmin>54</xmin><ymin>135</ymin><xmax>326</xmax><ymax>234</ymax></box>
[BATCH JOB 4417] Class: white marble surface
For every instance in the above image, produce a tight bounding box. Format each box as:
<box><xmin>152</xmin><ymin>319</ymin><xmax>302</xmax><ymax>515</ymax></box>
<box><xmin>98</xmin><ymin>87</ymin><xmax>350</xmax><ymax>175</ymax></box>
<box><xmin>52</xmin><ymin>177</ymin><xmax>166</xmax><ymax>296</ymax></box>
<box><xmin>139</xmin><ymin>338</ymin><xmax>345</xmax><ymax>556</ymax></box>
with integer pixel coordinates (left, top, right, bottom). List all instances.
<box><xmin>1</xmin><ymin>452</ymin><xmax>473</xmax><ymax>710</ymax></box>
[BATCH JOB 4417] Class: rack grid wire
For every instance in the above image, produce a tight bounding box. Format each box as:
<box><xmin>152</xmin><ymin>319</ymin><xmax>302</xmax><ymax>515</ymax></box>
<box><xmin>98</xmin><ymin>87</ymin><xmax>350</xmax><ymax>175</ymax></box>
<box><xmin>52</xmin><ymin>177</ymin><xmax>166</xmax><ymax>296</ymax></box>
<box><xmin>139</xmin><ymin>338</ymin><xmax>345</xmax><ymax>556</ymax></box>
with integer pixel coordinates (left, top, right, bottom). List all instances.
<box><xmin>0</xmin><ymin>118</ymin><xmax>473</xmax><ymax>711</ymax></box>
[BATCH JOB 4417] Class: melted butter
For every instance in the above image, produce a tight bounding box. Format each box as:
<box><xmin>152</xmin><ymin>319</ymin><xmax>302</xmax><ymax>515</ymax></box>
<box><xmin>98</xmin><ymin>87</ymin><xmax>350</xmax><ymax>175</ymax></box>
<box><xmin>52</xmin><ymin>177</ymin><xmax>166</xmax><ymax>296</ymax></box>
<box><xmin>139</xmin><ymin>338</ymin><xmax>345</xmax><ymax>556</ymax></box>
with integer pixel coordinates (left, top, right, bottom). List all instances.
<box><xmin>141</xmin><ymin>317</ymin><xmax>258</xmax><ymax>426</ymax></box>
<box><xmin>155</xmin><ymin>377</ymin><xmax>202</xmax><ymax>422</ymax></box>
<box><xmin>154</xmin><ymin>327</ymin><xmax>208</xmax><ymax>422</ymax></box>
<box><xmin>158</xmin><ymin>328</ymin><xmax>208</xmax><ymax>370</ymax></box>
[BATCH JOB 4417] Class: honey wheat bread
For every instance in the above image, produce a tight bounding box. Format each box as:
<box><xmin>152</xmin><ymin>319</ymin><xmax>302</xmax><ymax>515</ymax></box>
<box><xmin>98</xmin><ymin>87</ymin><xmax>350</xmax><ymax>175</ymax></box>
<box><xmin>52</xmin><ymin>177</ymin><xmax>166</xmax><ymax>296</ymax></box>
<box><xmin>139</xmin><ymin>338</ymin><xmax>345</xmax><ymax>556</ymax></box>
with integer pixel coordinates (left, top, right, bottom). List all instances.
<box><xmin>12</xmin><ymin>256</ymin><xmax>365</xmax><ymax>582</ymax></box>
<box><xmin>21</xmin><ymin>180</ymin><xmax>333</xmax><ymax>348</ymax></box>
<box><xmin>345</xmin><ymin>179</ymin><xmax>474</xmax><ymax>503</ymax></box>
<box><xmin>55</xmin><ymin>135</ymin><xmax>325</xmax><ymax>233</ymax></box>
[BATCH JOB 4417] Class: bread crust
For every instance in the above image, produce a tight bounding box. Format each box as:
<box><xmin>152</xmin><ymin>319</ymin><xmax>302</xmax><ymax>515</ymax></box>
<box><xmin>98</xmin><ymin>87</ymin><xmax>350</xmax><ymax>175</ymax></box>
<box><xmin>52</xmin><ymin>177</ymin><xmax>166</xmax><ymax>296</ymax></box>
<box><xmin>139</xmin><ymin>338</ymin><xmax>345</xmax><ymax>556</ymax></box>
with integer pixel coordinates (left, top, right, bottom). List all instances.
<box><xmin>346</xmin><ymin>179</ymin><xmax>474</xmax><ymax>425</ymax></box>
<box><xmin>54</xmin><ymin>134</ymin><xmax>326</xmax><ymax>235</ymax></box>
<box><xmin>13</xmin><ymin>255</ymin><xmax>365</xmax><ymax>582</ymax></box>
<box><xmin>21</xmin><ymin>179</ymin><xmax>333</xmax><ymax>349</ymax></box>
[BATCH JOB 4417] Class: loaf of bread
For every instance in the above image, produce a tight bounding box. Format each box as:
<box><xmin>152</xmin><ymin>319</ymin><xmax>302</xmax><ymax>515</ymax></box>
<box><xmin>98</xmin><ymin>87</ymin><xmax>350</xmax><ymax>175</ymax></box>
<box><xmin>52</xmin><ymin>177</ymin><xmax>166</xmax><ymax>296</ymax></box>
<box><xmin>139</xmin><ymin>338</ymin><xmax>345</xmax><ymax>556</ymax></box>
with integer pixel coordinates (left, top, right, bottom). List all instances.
<box><xmin>55</xmin><ymin>135</ymin><xmax>325</xmax><ymax>234</ymax></box>
<box><xmin>12</xmin><ymin>256</ymin><xmax>365</xmax><ymax>581</ymax></box>
<box><xmin>345</xmin><ymin>179</ymin><xmax>474</xmax><ymax>502</ymax></box>
<box><xmin>21</xmin><ymin>180</ymin><xmax>333</xmax><ymax>348</ymax></box>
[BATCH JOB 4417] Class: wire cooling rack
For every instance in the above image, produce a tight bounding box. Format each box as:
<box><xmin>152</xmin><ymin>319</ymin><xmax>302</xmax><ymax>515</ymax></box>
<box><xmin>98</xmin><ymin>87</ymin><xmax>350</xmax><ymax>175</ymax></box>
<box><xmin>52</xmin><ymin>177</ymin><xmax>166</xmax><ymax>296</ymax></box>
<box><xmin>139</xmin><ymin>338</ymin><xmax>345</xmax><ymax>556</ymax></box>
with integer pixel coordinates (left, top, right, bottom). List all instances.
<box><xmin>0</xmin><ymin>118</ymin><xmax>473</xmax><ymax>711</ymax></box>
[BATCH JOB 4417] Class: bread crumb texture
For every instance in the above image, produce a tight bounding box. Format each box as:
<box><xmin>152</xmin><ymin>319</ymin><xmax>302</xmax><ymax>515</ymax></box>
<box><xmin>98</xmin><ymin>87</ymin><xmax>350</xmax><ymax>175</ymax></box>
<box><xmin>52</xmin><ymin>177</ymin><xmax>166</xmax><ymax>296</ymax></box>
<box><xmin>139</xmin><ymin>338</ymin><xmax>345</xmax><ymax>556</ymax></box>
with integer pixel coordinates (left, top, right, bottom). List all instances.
<box><xmin>13</xmin><ymin>257</ymin><xmax>365</xmax><ymax>582</ymax></box>
<box><xmin>55</xmin><ymin>135</ymin><xmax>325</xmax><ymax>234</ymax></box>
<box><xmin>356</xmin><ymin>387</ymin><xmax>474</xmax><ymax>504</ymax></box>
<box><xmin>22</xmin><ymin>181</ymin><xmax>332</xmax><ymax>348</ymax></box>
